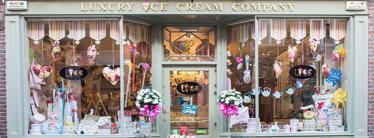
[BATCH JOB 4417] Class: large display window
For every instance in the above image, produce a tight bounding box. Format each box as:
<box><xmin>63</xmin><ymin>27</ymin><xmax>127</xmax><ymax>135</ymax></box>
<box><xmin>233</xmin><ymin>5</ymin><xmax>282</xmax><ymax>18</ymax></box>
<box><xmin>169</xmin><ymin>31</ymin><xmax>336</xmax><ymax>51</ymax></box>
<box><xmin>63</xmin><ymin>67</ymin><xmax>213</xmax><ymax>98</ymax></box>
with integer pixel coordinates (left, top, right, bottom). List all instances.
<box><xmin>27</xmin><ymin>19</ymin><xmax>152</xmax><ymax>135</ymax></box>
<box><xmin>226</xmin><ymin>18</ymin><xmax>349</xmax><ymax>134</ymax></box>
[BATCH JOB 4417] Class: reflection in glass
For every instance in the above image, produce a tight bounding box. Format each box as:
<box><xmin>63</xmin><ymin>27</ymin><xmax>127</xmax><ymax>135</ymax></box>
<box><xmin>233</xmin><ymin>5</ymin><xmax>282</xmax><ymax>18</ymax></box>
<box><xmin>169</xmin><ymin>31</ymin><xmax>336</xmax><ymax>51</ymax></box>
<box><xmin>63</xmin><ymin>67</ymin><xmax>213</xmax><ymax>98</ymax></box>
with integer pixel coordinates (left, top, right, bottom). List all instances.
<box><xmin>226</xmin><ymin>22</ymin><xmax>256</xmax><ymax>132</ymax></box>
<box><xmin>28</xmin><ymin>22</ymin><xmax>120</xmax><ymax>134</ymax></box>
<box><xmin>169</xmin><ymin>71</ymin><xmax>209</xmax><ymax>135</ymax></box>
<box><xmin>164</xmin><ymin>26</ymin><xmax>215</xmax><ymax>62</ymax></box>
<box><xmin>258</xmin><ymin>19</ymin><xmax>348</xmax><ymax>133</ymax></box>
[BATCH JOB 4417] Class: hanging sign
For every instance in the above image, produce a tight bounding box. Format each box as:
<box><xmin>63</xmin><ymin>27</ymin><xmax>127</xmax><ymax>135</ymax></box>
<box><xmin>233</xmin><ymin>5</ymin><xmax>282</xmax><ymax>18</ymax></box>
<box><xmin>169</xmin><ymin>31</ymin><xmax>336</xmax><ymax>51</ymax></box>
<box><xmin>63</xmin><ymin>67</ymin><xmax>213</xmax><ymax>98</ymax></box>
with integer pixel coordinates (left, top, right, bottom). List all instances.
<box><xmin>6</xmin><ymin>1</ymin><xmax>28</xmax><ymax>11</ymax></box>
<box><xmin>176</xmin><ymin>82</ymin><xmax>202</xmax><ymax>95</ymax></box>
<box><xmin>59</xmin><ymin>66</ymin><xmax>88</xmax><ymax>80</ymax></box>
<box><xmin>289</xmin><ymin>65</ymin><xmax>316</xmax><ymax>79</ymax></box>
<box><xmin>346</xmin><ymin>1</ymin><xmax>367</xmax><ymax>11</ymax></box>
<box><xmin>182</xmin><ymin>105</ymin><xmax>198</xmax><ymax>115</ymax></box>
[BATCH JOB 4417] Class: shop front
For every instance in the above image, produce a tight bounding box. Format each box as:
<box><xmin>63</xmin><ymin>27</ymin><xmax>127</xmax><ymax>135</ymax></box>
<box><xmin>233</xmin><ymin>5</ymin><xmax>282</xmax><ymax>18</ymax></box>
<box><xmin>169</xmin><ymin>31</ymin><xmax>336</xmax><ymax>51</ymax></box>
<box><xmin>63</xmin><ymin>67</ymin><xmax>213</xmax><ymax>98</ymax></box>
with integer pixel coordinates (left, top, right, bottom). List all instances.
<box><xmin>5</xmin><ymin>0</ymin><xmax>368</xmax><ymax>138</ymax></box>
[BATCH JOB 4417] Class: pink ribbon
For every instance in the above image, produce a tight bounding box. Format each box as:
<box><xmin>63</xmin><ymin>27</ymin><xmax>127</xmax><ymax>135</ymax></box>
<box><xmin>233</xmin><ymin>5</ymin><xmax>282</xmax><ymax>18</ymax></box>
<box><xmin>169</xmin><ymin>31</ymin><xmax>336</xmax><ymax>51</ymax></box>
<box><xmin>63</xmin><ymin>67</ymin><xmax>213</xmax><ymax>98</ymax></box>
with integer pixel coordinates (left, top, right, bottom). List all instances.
<box><xmin>140</xmin><ymin>104</ymin><xmax>161</xmax><ymax>123</ymax></box>
<box><xmin>219</xmin><ymin>103</ymin><xmax>239</xmax><ymax>117</ymax></box>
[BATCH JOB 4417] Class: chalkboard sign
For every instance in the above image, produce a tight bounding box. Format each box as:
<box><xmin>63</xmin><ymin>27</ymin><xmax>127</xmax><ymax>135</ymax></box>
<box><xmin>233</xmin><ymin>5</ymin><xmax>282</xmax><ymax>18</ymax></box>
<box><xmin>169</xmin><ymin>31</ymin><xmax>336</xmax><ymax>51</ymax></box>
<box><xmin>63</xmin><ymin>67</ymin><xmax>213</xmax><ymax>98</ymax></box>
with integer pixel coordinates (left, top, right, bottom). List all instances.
<box><xmin>176</xmin><ymin>82</ymin><xmax>202</xmax><ymax>95</ymax></box>
<box><xmin>59</xmin><ymin>66</ymin><xmax>88</xmax><ymax>80</ymax></box>
<box><xmin>289</xmin><ymin>65</ymin><xmax>316</xmax><ymax>79</ymax></box>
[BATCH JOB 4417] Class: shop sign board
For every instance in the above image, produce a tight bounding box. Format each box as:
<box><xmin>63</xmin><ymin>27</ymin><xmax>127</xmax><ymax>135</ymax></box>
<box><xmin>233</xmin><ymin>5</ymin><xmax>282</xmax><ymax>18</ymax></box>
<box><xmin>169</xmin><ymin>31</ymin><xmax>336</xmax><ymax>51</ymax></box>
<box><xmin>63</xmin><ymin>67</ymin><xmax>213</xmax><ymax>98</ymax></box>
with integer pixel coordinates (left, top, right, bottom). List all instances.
<box><xmin>289</xmin><ymin>65</ymin><xmax>316</xmax><ymax>79</ymax></box>
<box><xmin>346</xmin><ymin>1</ymin><xmax>366</xmax><ymax>11</ymax></box>
<box><xmin>176</xmin><ymin>82</ymin><xmax>202</xmax><ymax>95</ymax></box>
<box><xmin>6</xmin><ymin>1</ymin><xmax>27</xmax><ymax>11</ymax></box>
<box><xmin>59</xmin><ymin>66</ymin><xmax>88</xmax><ymax>80</ymax></box>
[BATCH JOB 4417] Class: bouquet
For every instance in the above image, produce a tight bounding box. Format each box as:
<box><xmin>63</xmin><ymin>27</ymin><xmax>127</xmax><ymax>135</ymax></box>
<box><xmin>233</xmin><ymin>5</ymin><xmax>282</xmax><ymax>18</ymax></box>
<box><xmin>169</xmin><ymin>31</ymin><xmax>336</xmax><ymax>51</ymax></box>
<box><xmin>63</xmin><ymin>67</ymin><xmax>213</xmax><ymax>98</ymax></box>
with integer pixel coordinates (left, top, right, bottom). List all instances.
<box><xmin>135</xmin><ymin>89</ymin><xmax>162</xmax><ymax>122</ymax></box>
<box><xmin>218</xmin><ymin>89</ymin><xmax>243</xmax><ymax>117</ymax></box>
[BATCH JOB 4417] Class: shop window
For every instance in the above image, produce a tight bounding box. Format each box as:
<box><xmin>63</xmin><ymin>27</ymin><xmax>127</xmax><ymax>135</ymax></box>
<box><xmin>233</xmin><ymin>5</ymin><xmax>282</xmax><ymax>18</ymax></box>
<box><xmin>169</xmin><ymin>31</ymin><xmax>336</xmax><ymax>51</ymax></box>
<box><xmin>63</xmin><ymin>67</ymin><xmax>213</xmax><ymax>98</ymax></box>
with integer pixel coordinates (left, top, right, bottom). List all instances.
<box><xmin>27</xmin><ymin>19</ymin><xmax>152</xmax><ymax>135</ymax></box>
<box><xmin>257</xmin><ymin>19</ymin><xmax>348</xmax><ymax>133</ymax></box>
<box><xmin>163</xmin><ymin>26</ymin><xmax>215</xmax><ymax>62</ymax></box>
<box><xmin>122</xmin><ymin>22</ymin><xmax>153</xmax><ymax>133</ymax></box>
<box><xmin>226</xmin><ymin>22</ymin><xmax>256</xmax><ymax>132</ymax></box>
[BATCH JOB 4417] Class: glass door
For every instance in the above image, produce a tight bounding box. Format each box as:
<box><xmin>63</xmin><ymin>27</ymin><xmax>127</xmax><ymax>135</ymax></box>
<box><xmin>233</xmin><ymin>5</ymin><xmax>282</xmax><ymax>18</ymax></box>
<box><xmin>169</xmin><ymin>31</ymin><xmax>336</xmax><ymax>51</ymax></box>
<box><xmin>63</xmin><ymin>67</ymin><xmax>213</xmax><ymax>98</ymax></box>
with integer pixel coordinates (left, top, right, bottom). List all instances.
<box><xmin>162</xmin><ymin>68</ymin><xmax>216</xmax><ymax>138</ymax></box>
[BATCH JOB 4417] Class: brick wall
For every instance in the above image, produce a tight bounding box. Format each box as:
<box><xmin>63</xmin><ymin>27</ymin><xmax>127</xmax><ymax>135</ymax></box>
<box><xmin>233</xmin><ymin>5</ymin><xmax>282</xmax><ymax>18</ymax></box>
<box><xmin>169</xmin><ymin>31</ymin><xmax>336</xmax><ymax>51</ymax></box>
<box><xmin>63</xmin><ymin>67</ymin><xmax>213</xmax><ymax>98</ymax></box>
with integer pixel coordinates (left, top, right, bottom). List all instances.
<box><xmin>370</xmin><ymin>0</ymin><xmax>374</xmax><ymax>137</ymax></box>
<box><xmin>0</xmin><ymin>2</ymin><xmax>5</xmax><ymax>138</ymax></box>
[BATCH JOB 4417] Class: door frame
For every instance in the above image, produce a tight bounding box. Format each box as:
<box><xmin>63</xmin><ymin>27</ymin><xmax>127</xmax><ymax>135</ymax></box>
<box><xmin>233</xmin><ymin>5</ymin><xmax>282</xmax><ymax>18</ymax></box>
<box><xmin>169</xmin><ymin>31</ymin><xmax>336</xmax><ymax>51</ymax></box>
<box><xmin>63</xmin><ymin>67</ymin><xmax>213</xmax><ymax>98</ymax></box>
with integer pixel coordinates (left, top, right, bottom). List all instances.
<box><xmin>160</xmin><ymin>67</ymin><xmax>217</xmax><ymax>138</ymax></box>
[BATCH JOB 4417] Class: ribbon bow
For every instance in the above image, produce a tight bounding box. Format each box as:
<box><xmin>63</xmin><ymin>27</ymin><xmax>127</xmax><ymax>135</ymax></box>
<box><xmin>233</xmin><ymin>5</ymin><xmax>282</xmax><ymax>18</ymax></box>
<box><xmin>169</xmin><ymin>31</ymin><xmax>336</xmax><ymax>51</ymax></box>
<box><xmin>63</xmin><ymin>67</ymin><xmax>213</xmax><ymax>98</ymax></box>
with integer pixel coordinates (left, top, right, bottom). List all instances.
<box><xmin>139</xmin><ymin>104</ymin><xmax>161</xmax><ymax>123</ymax></box>
<box><xmin>219</xmin><ymin>103</ymin><xmax>239</xmax><ymax>117</ymax></box>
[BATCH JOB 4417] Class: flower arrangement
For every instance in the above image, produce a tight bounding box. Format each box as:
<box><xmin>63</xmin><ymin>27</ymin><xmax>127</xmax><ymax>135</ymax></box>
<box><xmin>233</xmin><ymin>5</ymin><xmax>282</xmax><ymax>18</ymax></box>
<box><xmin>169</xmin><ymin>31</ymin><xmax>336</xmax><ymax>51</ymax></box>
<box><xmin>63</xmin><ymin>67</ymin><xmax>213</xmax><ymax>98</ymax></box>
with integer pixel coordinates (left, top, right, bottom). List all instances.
<box><xmin>32</xmin><ymin>64</ymin><xmax>52</xmax><ymax>80</ymax></box>
<box><xmin>135</xmin><ymin>89</ymin><xmax>162</xmax><ymax>122</ymax></box>
<box><xmin>218</xmin><ymin>89</ymin><xmax>243</xmax><ymax>117</ymax></box>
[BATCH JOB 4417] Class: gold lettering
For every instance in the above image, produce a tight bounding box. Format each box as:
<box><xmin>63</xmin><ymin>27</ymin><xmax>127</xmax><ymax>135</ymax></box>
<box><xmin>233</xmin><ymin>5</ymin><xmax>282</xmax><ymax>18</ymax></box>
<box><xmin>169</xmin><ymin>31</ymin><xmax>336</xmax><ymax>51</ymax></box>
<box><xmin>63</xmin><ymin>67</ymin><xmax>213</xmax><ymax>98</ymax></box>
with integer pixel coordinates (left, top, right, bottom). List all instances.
<box><xmin>195</xmin><ymin>3</ymin><xmax>202</xmax><ymax>11</ymax></box>
<box><xmin>241</xmin><ymin>3</ymin><xmax>250</xmax><ymax>11</ymax></box>
<box><xmin>127</xmin><ymin>3</ymin><xmax>134</xmax><ymax>11</ymax></box>
<box><xmin>263</xmin><ymin>3</ymin><xmax>270</xmax><ymax>11</ymax></box>
<box><xmin>271</xmin><ymin>4</ymin><xmax>278</xmax><ymax>12</ymax></box>
<box><xmin>287</xmin><ymin>3</ymin><xmax>295</xmax><ymax>12</ymax></box>
<box><xmin>90</xmin><ymin>3</ymin><xmax>95</xmax><ymax>12</ymax></box>
<box><xmin>213</xmin><ymin>3</ymin><xmax>223</xmax><ymax>11</ymax></box>
<box><xmin>278</xmin><ymin>4</ymin><xmax>287</xmax><ymax>11</ymax></box>
<box><xmin>118</xmin><ymin>3</ymin><xmax>126</xmax><ymax>11</ymax></box>
<box><xmin>251</xmin><ymin>3</ymin><xmax>260</xmax><ymax>11</ymax></box>
<box><xmin>108</xmin><ymin>3</ymin><xmax>117</xmax><ymax>11</ymax></box>
<box><xmin>186</xmin><ymin>3</ymin><xmax>194</xmax><ymax>11</ymax></box>
<box><xmin>81</xmin><ymin>3</ymin><xmax>89</xmax><ymax>12</ymax></box>
<box><xmin>98</xmin><ymin>3</ymin><xmax>108</xmax><ymax>11</ymax></box>
<box><xmin>160</xmin><ymin>3</ymin><xmax>167</xmax><ymax>11</ymax></box>
<box><xmin>232</xmin><ymin>3</ymin><xmax>240</xmax><ymax>11</ymax></box>
<box><xmin>176</xmin><ymin>3</ymin><xmax>184</xmax><ymax>11</ymax></box>
<box><xmin>150</xmin><ymin>3</ymin><xmax>159</xmax><ymax>11</ymax></box>
<box><xmin>206</xmin><ymin>3</ymin><xmax>212</xmax><ymax>11</ymax></box>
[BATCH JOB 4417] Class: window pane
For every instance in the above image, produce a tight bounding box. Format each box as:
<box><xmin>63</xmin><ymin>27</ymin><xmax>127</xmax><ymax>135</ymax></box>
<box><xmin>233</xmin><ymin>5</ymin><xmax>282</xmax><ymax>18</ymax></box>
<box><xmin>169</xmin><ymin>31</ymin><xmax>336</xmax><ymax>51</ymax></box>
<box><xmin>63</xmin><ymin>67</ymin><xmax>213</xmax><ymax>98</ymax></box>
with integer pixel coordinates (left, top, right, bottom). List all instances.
<box><xmin>164</xmin><ymin>26</ymin><xmax>215</xmax><ymax>62</ymax></box>
<box><xmin>169</xmin><ymin>71</ymin><xmax>209</xmax><ymax>135</ymax></box>
<box><xmin>226</xmin><ymin>22</ymin><xmax>256</xmax><ymax>132</ymax></box>
<box><xmin>122</xmin><ymin>22</ymin><xmax>153</xmax><ymax>134</ymax></box>
<box><xmin>258</xmin><ymin>19</ymin><xmax>348</xmax><ymax>133</ymax></box>
<box><xmin>28</xmin><ymin>20</ymin><xmax>120</xmax><ymax>135</ymax></box>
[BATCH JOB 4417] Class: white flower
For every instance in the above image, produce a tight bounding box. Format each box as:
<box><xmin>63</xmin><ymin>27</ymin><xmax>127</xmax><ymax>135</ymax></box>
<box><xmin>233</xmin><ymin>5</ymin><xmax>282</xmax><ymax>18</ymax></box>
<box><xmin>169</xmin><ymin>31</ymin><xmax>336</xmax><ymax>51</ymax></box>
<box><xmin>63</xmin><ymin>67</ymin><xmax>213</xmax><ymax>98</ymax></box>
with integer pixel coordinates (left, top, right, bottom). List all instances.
<box><xmin>152</xmin><ymin>100</ymin><xmax>158</xmax><ymax>104</ymax></box>
<box><xmin>144</xmin><ymin>98</ymin><xmax>152</xmax><ymax>103</ymax></box>
<box><xmin>234</xmin><ymin>101</ymin><xmax>240</xmax><ymax>106</ymax></box>
<box><xmin>135</xmin><ymin>102</ymin><xmax>140</xmax><ymax>108</ymax></box>
<box><xmin>225</xmin><ymin>101</ymin><xmax>229</xmax><ymax>104</ymax></box>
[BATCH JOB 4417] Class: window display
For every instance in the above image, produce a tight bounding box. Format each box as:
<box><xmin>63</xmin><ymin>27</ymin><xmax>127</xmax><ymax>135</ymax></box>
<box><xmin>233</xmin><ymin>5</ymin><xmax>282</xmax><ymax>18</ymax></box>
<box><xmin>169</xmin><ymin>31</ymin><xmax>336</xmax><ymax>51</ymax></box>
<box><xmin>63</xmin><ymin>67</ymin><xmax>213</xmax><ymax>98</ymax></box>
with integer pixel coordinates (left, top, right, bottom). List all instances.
<box><xmin>169</xmin><ymin>71</ymin><xmax>209</xmax><ymax>135</ymax></box>
<box><xmin>226</xmin><ymin>22</ymin><xmax>256</xmax><ymax>132</ymax></box>
<box><xmin>27</xmin><ymin>20</ymin><xmax>152</xmax><ymax>135</ymax></box>
<box><xmin>257</xmin><ymin>19</ymin><xmax>348</xmax><ymax>133</ymax></box>
<box><xmin>163</xmin><ymin>26</ymin><xmax>215</xmax><ymax>62</ymax></box>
